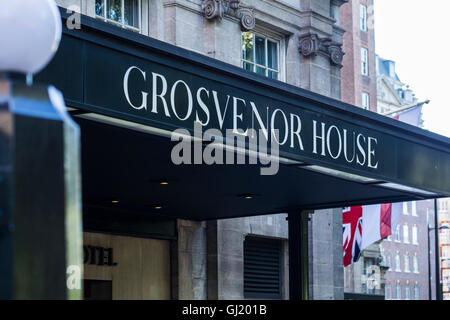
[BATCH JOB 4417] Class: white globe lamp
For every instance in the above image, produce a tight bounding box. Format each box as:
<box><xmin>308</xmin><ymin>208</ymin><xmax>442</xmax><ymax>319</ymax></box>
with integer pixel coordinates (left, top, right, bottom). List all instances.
<box><xmin>0</xmin><ymin>0</ymin><xmax>62</xmax><ymax>75</ymax></box>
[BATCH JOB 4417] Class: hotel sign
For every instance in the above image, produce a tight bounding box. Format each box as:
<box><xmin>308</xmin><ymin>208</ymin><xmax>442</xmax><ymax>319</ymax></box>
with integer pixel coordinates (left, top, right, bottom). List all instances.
<box><xmin>36</xmin><ymin>18</ymin><xmax>450</xmax><ymax>196</ymax></box>
<box><xmin>122</xmin><ymin>65</ymin><xmax>380</xmax><ymax>170</ymax></box>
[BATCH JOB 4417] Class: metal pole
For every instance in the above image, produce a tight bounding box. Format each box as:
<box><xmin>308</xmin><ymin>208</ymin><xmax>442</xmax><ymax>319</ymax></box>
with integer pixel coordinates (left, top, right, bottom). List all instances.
<box><xmin>381</xmin><ymin>100</ymin><xmax>430</xmax><ymax>116</ymax></box>
<box><xmin>288</xmin><ymin>213</ymin><xmax>302</xmax><ymax>300</ymax></box>
<box><xmin>435</xmin><ymin>199</ymin><xmax>441</xmax><ymax>300</ymax></box>
<box><xmin>428</xmin><ymin>223</ymin><xmax>432</xmax><ymax>300</ymax></box>
<box><xmin>288</xmin><ymin>211</ymin><xmax>310</xmax><ymax>300</ymax></box>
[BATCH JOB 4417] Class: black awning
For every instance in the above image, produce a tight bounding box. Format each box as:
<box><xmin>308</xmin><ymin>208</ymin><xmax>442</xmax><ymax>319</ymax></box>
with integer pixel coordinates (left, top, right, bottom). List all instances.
<box><xmin>36</xmin><ymin>10</ymin><xmax>450</xmax><ymax>220</ymax></box>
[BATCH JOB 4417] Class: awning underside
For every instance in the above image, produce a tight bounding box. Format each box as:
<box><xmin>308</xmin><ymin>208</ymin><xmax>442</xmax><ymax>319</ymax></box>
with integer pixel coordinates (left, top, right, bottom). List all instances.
<box><xmin>78</xmin><ymin>117</ymin><xmax>438</xmax><ymax>221</ymax></box>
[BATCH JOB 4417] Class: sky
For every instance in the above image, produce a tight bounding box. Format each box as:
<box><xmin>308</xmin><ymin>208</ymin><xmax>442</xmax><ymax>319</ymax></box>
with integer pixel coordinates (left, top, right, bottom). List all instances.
<box><xmin>373</xmin><ymin>0</ymin><xmax>450</xmax><ymax>138</ymax></box>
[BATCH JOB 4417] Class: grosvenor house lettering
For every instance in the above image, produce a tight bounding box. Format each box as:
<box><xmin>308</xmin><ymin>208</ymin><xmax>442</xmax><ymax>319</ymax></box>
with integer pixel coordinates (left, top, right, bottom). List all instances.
<box><xmin>123</xmin><ymin>66</ymin><xmax>379</xmax><ymax>169</ymax></box>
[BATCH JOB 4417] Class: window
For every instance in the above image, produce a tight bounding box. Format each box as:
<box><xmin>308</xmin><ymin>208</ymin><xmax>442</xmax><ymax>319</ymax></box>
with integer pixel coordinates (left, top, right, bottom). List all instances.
<box><xmin>396</xmin><ymin>283</ymin><xmax>401</xmax><ymax>299</ymax></box>
<box><xmin>95</xmin><ymin>0</ymin><xmax>140</xmax><ymax>31</ymax></box>
<box><xmin>412</xmin><ymin>225</ymin><xmax>418</xmax><ymax>244</ymax></box>
<box><xmin>242</xmin><ymin>32</ymin><xmax>280</xmax><ymax>80</ymax></box>
<box><xmin>395</xmin><ymin>225</ymin><xmax>401</xmax><ymax>242</ymax></box>
<box><xmin>403</xmin><ymin>225</ymin><xmax>409</xmax><ymax>244</ymax></box>
<box><xmin>385</xmin><ymin>284</ymin><xmax>392</xmax><ymax>300</ymax></box>
<box><xmin>362</xmin><ymin>92</ymin><xmax>369</xmax><ymax>110</ymax></box>
<box><xmin>405</xmin><ymin>283</ymin><xmax>410</xmax><ymax>300</ymax></box>
<box><xmin>443</xmin><ymin>246</ymin><xmax>450</xmax><ymax>259</ymax></box>
<box><xmin>404</xmin><ymin>254</ymin><xmax>410</xmax><ymax>273</ymax></box>
<box><xmin>244</xmin><ymin>237</ymin><xmax>282</xmax><ymax>299</ymax></box>
<box><xmin>403</xmin><ymin>202</ymin><xmax>409</xmax><ymax>215</ymax></box>
<box><xmin>387</xmin><ymin>253</ymin><xmax>392</xmax><ymax>271</ymax></box>
<box><xmin>412</xmin><ymin>201</ymin><xmax>417</xmax><ymax>216</ymax></box>
<box><xmin>395</xmin><ymin>254</ymin><xmax>401</xmax><ymax>272</ymax></box>
<box><xmin>361</xmin><ymin>47</ymin><xmax>369</xmax><ymax>76</ymax></box>
<box><xmin>414</xmin><ymin>285</ymin><xmax>419</xmax><ymax>300</ymax></box>
<box><xmin>360</xmin><ymin>5</ymin><xmax>367</xmax><ymax>32</ymax></box>
<box><xmin>413</xmin><ymin>255</ymin><xmax>419</xmax><ymax>273</ymax></box>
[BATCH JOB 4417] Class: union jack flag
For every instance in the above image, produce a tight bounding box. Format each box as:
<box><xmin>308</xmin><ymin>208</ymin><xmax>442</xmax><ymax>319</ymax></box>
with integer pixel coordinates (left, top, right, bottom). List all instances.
<box><xmin>343</xmin><ymin>206</ymin><xmax>363</xmax><ymax>267</ymax></box>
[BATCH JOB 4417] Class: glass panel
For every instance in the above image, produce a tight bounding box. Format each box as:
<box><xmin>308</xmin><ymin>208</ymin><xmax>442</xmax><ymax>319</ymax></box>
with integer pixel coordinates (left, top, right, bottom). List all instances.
<box><xmin>243</xmin><ymin>62</ymin><xmax>253</xmax><ymax>72</ymax></box>
<box><xmin>107</xmin><ymin>0</ymin><xmax>122</xmax><ymax>23</ymax></box>
<box><xmin>96</xmin><ymin>0</ymin><xmax>105</xmax><ymax>16</ymax></box>
<box><xmin>124</xmin><ymin>0</ymin><xmax>139</xmax><ymax>28</ymax></box>
<box><xmin>267</xmin><ymin>40</ymin><xmax>278</xmax><ymax>70</ymax></box>
<box><xmin>242</xmin><ymin>32</ymin><xmax>254</xmax><ymax>62</ymax></box>
<box><xmin>268</xmin><ymin>71</ymin><xmax>278</xmax><ymax>80</ymax></box>
<box><xmin>255</xmin><ymin>36</ymin><xmax>266</xmax><ymax>66</ymax></box>
<box><xmin>256</xmin><ymin>66</ymin><xmax>265</xmax><ymax>76</ymax></box>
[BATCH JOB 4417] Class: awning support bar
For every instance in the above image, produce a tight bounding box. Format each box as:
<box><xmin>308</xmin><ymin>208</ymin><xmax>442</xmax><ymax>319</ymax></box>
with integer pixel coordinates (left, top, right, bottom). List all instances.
<box><xmin>287</xmin><ymin>210</ymin><xmax>312</xmax><ymax>300</ymax></box>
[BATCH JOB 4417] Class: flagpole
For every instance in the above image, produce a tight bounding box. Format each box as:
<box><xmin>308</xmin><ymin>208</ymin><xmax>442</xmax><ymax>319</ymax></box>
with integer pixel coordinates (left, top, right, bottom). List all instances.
<box><xmin>428</xmin><ymin>209</ymin><xmax>432</xmax><ymax>299</ymax></box>
<box><xmin>381</xmin><ymin>100</ymin><xmax>430</xmax><ymax>117</ymax></box>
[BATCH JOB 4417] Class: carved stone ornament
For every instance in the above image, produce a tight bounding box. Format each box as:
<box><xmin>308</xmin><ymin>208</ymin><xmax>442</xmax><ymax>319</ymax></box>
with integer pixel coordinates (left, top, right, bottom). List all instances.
<box><xmin>298</xmin><ymin>34</ymin><xmax>320</xmax><ymax>57</ymax></box>
<box><xmin>239</xmin><ymin>7</ymin><xmax>255</xmax><ymax>31</ymax></box>
<box><xmin>328</xmin><ymin>45</ymin><xmax>344</xmax><ymax>66</ymax></box>
<box><xmin>298</xmin><ymin>33</ymin><xmax>344</xmax><ymax>67</ymax></box>
<box><xmin>202</xmin><ymin>0</ymin><xmax>255</xmax><ymax>31</ymax></box>
<box><xmin>202</xmin><ymin>0</ymin><xmax>224</xmax><ymax>20</ymax></box>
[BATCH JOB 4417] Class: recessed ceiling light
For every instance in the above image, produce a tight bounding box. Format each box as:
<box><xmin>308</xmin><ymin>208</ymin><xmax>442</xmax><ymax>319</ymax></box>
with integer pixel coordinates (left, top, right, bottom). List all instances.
<box><xmin>237</xmin><ymin>194</ymin><xmax>255</xmax><ymax>199</ymax></box>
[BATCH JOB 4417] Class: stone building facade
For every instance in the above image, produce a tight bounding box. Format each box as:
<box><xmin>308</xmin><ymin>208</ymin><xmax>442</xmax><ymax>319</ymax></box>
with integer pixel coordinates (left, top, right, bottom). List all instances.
<box><xmin>376</xmin><ymin>56</ymin><xmax>418</xmax><ymax>115</ymax></box>
<box><xmin>54</xmin><ymin>0</ymin><xmax>350</xmax><ymax>299</ymax></box>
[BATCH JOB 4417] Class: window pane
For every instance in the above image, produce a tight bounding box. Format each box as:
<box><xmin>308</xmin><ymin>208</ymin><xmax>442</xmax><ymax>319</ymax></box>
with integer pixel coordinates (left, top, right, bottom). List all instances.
<box><xmin>255</xmin><ymin>36</ymin><xmax>266</xmax><ymax>66</ymax></box>
<box><xmin>96</xmin><ymin>0</ymin><xmax>105</xmax><ymax>16</ymax></box>
<box><xmin>360</xmin><ymin>5</ymin><xmax>367</xmax><ymax>31</ymax></box>
<box><xmin>242</xmin><ymin>32</ymin><xmax>254</xmax><ymax>62</ymax></box>
<box><xmin>256</xmin><ymin>66</ymin><xmax>266</xmax><ymax>76</ymax></box>
<box><xmin>361</xmin><ymin>48</ymin><xmax>368</xmax><ymax>75</ymax></box>
<box><xmin>268</xmin><ymin>70</ymin><xmax>278</xmax><ymax>80</ymax></box>
<box><xmin>268</xmin><ymin>40</ymin><xmax>278</xmax><ymax>70</ymax></box>
<box><xmin>107</xmin><ymin>0</ymin><xmax>122</xmax><ymax>23</ymax></box>
<box><xmin>124</xmin><ymin>0</ymin><xmax>139</xmax><ymax>28</ymax></box>
<box><xmin>243</xmin><ymin>62</ymin><xmax>253</xmax><ymax>72</ymax></box>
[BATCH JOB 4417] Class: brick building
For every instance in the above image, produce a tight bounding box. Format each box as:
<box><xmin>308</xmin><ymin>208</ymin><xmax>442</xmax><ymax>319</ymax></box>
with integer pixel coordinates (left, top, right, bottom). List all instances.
<box><xmin>380</xmin><ymin>200</ymin><xmax>436</xmax><ymax>300</ymax></box>
<box><xmin>438</xmin><ymin>198</ymin><xmax>450</xmax><ymax>300</ymax></box>
<box><xmin>340</xmin><ymin>0</ymin><xmax>386</xmax><ymax>299</ymax></box>
<box><xmin>340</xmin><ymin>0</ymin><xmax>376</xmax><ymax>112</ymax></box>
